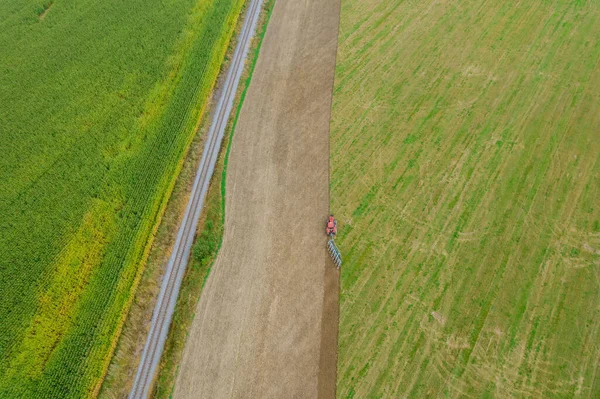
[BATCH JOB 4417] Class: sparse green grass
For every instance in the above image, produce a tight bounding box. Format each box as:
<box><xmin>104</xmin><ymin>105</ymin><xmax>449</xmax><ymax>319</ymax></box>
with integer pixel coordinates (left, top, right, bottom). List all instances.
<box><xmin>152</xmin><ymin>153</ymin><xmax>224</xmax><ymax>399</ymax></box>
<box><xmin>0</xmin><ymin>0</ymin><xmax>244</xmax><ymax>397</ymax></box>
<box><xmin>331</xmin><ymin>0</ymin><xmax>600</xmax><ymax>397</ymax></box>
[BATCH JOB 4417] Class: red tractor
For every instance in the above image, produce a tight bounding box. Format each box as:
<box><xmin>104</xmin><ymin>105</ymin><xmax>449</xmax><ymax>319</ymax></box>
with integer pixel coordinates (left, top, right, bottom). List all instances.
<box><xmin>326</xmin><ymin>215</ymin><xmax>337</xmax><ymax>237</ymax></box>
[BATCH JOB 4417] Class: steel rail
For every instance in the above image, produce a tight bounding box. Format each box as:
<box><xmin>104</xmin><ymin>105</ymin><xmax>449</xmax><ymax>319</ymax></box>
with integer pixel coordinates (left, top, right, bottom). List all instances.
<box><xmin>128</xmin><ymin>0</ymin><xmax>264</xmax><ymax>396</ymax></box>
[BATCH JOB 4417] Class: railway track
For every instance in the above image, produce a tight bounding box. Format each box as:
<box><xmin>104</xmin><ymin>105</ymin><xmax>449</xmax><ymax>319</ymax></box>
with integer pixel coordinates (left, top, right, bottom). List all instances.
<box><xmin>128</xmin><ymin>0</ymin><xmax>264</xmax><ymax>396</ymax></box>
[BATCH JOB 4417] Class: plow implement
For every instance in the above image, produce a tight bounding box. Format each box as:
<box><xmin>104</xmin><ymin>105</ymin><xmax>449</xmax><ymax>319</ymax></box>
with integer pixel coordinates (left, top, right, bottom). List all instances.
<box><xmin>327</xmin><ymin>239</ymin><xmax>342</xmax><ymax>269</ymax></box>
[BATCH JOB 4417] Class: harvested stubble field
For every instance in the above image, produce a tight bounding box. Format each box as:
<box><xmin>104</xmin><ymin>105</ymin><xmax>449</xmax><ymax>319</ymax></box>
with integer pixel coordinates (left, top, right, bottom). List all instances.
<box><xmin>0</xmin><ymin>0</ymin><xmax>243</xmax><ymax>396</ymax></box>
<box><xmin>331</xmin><ymin>0</ymin><xmax>600</xmax><ymax>397</ymax></box>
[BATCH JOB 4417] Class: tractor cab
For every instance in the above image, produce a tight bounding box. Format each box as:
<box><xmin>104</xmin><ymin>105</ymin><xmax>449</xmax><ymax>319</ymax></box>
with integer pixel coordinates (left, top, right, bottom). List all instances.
<box><xmin>326</xmin><ymin>215</ymin><xmax>337</xmax><ymax>237</ymax></box>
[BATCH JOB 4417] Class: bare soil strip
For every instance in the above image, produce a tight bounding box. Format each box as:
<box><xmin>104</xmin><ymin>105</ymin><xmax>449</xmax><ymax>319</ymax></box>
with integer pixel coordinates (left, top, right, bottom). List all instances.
<box><xmin>317</xmin><ymin>263</ymin><xmax>340</xmax><ymax>399</ymax></box>
<box><xmin>173</xmin><ymin>0</ymin><xmax>340</xmax><ymax>397</ymax></box>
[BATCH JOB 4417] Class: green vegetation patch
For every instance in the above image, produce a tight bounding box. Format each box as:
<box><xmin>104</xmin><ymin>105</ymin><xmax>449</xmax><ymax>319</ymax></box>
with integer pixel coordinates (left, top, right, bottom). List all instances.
<box><xmin>0</xmin><ymin>0</ymin><xmax>244</xmax><ymax>397</ymax></box>
<box><xmin>331</xmin><ymin>0</ymin><xmax>600</xmax><ymax>397</ymax></box>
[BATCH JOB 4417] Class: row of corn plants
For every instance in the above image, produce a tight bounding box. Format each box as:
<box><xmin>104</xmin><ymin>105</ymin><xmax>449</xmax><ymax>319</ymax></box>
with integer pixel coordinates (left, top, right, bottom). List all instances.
<box><xmin>0</xmin><ymin>0</ymin><xmax>245</xmax><ymax>396</ymax></box>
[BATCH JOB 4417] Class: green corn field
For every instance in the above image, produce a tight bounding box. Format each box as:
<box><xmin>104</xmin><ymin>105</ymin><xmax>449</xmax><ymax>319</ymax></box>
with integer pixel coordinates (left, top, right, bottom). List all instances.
<box><xmin>0</xmin><ymin>0</ymin><xmax>244</xmax><ymax>396</ymax></box>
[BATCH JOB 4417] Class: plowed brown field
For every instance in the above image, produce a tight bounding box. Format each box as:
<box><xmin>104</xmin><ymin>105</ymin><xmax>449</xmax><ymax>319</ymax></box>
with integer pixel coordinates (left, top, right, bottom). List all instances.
<box><xmin>173</xmin><ymin>0</ymin><xmax>340</xmax><ymax>397</ymax></box>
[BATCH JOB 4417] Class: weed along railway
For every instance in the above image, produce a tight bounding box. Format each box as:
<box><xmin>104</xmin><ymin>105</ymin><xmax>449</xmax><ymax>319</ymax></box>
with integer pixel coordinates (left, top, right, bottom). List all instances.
<box><xmin>128</xmin><ymin>0</ymin><xmax>264</xmax><ymax>396</ymax></box>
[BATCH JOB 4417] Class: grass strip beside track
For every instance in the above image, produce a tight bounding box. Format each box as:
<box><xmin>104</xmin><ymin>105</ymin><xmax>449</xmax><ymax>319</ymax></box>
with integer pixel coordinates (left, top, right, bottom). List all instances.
<box><xmin>152</xmin><ymin>1</ymin><xmax>276</xmax><ymax>397</ymax></box>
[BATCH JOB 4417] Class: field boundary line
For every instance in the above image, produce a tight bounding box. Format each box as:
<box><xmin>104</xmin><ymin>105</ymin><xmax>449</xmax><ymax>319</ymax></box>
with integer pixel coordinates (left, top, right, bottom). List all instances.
<box><xmin>323</xmin><ymin>0</ymin><xmax>342</xmax><ymax>396</ymax></box>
